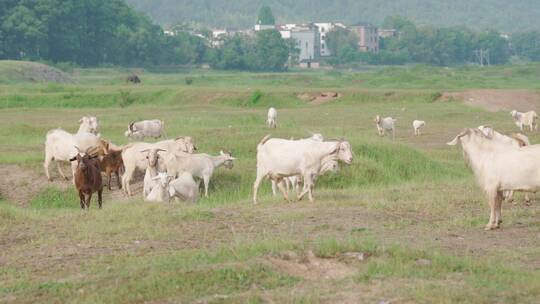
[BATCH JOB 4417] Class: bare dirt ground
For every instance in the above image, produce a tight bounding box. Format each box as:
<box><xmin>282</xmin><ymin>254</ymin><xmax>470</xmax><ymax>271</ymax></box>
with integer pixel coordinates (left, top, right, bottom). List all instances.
<box><xmin>0</xmin><ymin>164</ymin><xmax>140</xmax><ymax>207</ymax></box>
<box><xmin>298</xmin><ymin>92</ymin><xmax>342</xmax><ymax>105</ymax></box>
<box><xmin>440</xmin><ymin>89</ymin><xmax>540</xmax><ymax>112</ymax></box>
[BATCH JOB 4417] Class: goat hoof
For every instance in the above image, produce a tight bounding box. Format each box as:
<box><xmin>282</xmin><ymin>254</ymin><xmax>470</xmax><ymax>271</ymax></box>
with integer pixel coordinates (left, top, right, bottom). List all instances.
<box><xmin>484</xmin><ymin>224</ymin><xmax>499</xmax><ymax>231</ymax></box>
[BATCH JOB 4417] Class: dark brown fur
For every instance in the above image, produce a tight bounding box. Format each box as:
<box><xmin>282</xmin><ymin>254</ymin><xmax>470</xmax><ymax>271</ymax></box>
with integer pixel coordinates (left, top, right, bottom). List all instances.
<box><xmin>99</xmin><ymin>149</ymin><xmax>124</xmax><ymax>190</ymax></box>
<box><xmin>71</xmin><ymin>154</ymin><xmax>103</xmax><ymax>209</ymax></box>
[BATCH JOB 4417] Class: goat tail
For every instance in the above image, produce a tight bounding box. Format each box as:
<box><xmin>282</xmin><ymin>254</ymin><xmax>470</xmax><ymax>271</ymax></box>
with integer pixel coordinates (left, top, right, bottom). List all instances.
<box><xmin>258</xmin><ymin>134</ymin><xmax>272</xmax><ymax>147</ymax></box>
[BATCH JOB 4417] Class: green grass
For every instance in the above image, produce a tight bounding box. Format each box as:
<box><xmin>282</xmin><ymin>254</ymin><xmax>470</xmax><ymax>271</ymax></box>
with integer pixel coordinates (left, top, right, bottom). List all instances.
<box><xmin>1</xmin><ymin>64</ymin><xmax>540</xmax><ymax>303</ymax></box>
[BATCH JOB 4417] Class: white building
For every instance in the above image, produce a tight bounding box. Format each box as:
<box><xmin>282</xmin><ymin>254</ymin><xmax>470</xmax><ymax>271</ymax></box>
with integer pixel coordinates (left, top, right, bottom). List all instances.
<box><xmin>313</xmin><ymin>23</ymin><xmax>345</xmax><ymax>57</ymax></box>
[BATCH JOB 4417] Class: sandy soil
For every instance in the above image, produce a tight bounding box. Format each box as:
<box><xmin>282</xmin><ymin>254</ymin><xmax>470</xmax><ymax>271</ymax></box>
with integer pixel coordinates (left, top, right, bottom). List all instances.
<box><xmin>441</xmin><ymin>89</ymin><xmax>540</xmax><ymax>112</ymax></box>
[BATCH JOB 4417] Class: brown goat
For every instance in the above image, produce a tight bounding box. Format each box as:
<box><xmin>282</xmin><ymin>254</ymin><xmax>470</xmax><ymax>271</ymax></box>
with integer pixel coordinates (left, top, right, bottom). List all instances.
<box><xmin>70</xmin><ymin>146</ymin><xmax>103</xmax><ymax>209</ymax></box>
<box><xmin>99</xmin><ymin>148</ymin><xmax>124</xmax><ymax>190</ymax></box>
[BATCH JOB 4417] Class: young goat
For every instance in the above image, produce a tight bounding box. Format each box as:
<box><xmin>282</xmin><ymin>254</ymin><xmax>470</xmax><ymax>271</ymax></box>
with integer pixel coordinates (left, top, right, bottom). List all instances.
<box><xmin>145</xmin><ymin>172</ymin><xmax>173</xmax><ymax>202</ymax></box>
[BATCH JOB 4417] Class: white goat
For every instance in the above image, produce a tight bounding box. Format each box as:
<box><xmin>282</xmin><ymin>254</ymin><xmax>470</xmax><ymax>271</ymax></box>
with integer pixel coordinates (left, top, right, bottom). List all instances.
<box><xmin>448</xmin><ymin>128</ymin><xmax>540</xmax><ymax>230</ymax></box>
<box><xmin>267</xmin><ymin>107</ymin><xmax>277</xmax><ymax>128</ymax></box>
<box><xmin>78</xmin><ymin>116</ymin><xmax>100</xmax><ymax>135</ymax></box>
<box><xmin>145</xmin><ymin>172</ymin><xmax>172</xmax><ymax>202</ymax></box>
<box><xmin>510</xmin><ymin>110</ymin><xmax>538</xmax><ymax>132</ymax></box>
<box><xmin>141</xmin><ymin>148</ymin><xmax>167</xmax><ymax>199</ymax></box>
<box><xmin>412</xmin><ymin>120</ymin><xmax>425</xmax><ymax>136</ymax></box>
<box><xmin>125</xmin><ymin>119</ymin><xmax>166</xmax><ymax>140</ymax></box>
<box><xmin>375</xmin><ymin>115</ymin><xmax>396</xmax><ymax>139</ymax></box>
<box><xmin>121</xmin><ymin>137</ymin><xmax>196</xmax><ymax>196</ymax></box>
<box><xmin>271</xmin><ymin>133</ymin><xmax>325</xmax><ymax>195</ymax></box>
<box><xmin>44</xmin><ymin>129</ymin><xmax>107</xmax><ymax>181</ymax></box>
<box><xmin>478</xmin><ymin>125</ymin><xmax>531</xmax><ymax>204</ymax></box>
<box><xmin>168</xmin><ymin>172</ymin><xmax>200</xmax><ymax>203</ymax></box>
<box><xmin>165</xmin><ymin>150</ymin><xmax>235</xmax><ymax>197</ymax></box>
<box><xmin>253</xmin><ymin>135</ymin><xmax>353</xmax><ymax>204</ymax></box>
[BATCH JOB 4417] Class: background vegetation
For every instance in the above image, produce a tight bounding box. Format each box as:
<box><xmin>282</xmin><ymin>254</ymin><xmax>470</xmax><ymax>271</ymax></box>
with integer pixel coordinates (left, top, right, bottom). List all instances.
<box><xmin>126</xmin><ymin>0</ymin><xmax>540</xmax><ymax>32</ymax></box>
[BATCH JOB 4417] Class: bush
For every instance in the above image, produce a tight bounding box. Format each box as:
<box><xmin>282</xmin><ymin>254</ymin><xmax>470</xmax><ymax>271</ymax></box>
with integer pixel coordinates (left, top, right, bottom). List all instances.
<box><xmin>248</xmin><ymin>90</ymin><xmax>263</xmax><ymax>105</ymax></box>
<box><xmin>118</xmin><ymin>91</ymin><xmax>135</xmax><ymax>108</ymax></box>
<box><xmin>185</xmin><ymin>77</ymin><xmax>194</xmax><ymax>85</ymax></box>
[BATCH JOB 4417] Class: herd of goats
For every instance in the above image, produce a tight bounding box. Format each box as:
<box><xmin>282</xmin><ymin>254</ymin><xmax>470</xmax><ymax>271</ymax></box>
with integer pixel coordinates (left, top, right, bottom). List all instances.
<box><xmin>42</xmin><ymin>106</ymin><xmax>539</xmax><ymax>230</ymax></box>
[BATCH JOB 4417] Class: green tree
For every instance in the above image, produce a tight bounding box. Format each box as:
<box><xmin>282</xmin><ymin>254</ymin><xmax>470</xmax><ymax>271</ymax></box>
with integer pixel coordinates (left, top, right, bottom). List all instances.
<box><xmin>251</xmin><ymin>30</ymin><xmax>288</xmax><ymax>71</ymax></box>
<box><xmin>257</xmin><ymin>6</ymin><xmax>275</xmax><ymax>25</ymax></box>
<box><xmin>476</xmin><ymin>30</ymin><xmax>510</xmax><ymax>64</ymax></box>
<box><xmin>325</xmin><ymin>27</ymin><xmax>358</xmax><ymax>62</ymax></box>
<box><xmin>512</xmin><ymin>30</ymin><xmax>540</xmax><ymax>61</ymax></box>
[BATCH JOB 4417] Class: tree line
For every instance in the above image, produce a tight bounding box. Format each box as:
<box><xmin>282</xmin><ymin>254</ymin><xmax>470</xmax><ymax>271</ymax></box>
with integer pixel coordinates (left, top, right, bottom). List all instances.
<box><xmin>0</xmin><ymin>0</ymin><xmax>210</xmax><ymax>66</ymax></box>
<box><xmin>326</xmin><ymin>16</ymin><xmax>540</xmax><ymax>66</ymax></box>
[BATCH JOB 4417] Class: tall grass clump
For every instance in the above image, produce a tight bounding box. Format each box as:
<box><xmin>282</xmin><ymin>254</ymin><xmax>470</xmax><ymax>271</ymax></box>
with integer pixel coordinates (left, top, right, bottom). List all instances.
<box><xmin>248</xmin><ymin>89</ymin><xmax>264</xmax><ymax>105</ymax></box>
<box><xmin>118</xmin><ymin>91</ymin><xmax>135</xmax><ymax>108</ymax></box>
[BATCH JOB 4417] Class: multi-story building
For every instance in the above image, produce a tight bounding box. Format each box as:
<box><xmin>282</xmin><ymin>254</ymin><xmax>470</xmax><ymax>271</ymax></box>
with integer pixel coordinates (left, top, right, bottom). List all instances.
<box><xmin>349</xmin><ymin>23</ymin><xmax>379</xmax><ymax>52</ymax></box>
<box><xmin>314</xmin><ymin>22</ymin><xmax>346</xmax><ymax>57</ymax></box>
<box><xmin>290</xmin><ymin>24</ymin><xmax>320</xmax><ymax>64</ymax></box>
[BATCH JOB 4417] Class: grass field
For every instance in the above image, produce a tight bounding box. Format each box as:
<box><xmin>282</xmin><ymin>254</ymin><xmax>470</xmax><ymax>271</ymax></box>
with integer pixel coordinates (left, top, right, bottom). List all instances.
<box><xmin>1</xmin><ymin>62</ymin><xmax>540</xmax><ymax>303</ymax></box>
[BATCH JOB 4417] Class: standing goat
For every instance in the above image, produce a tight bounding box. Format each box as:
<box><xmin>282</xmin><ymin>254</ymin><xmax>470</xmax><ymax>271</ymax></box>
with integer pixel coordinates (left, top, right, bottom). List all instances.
<box><xmin>412</xmin><ymin>120</ymin><xmax>425</xmax><ymax>136</ymax></box>
<box><xmin>99</xmin><ymin>147</ymin><xmax>124</xmax><ymax>190</ymax></box>
<box><xmin>44</xmin><ymin>129</ymin><xmax>108</xmax><ymax>182</ymax></box>
<box><xmin>165</xmin><ymin>150</ymin><xmax>235</xmax><ymax>197</ymax></box>
<box><xmin>78</xmin><ymin>116</ymin><xmax>100</xmax><ymax>135</ymax></box>
<box><xmin>121</xmin><ymin>137</ymin><xmax>196</xmax><ymax>196</ymax></box>
<box><xmin>448</xmin><ymin>128</ymin><xmax>540</xmax><ymax>230</ymax></box>
<box><xmin>70</xmin><ymin>146</ymin><xmax>103</xmax><ymax>209</ymax></box>
<box><xmin>375</xmin><ymin>115</ymin><xmax>396</xmax><ymax>139</ymax></box>
<box><xmin>253</xmin><ymin>135</ymin><xmax>353</xmax><ymax>204</ymax></box>
<box><xmin>267</xmin><ymin>107</ymin><xmax>277</xmax><ymax>128</ymax></box>
<box><xmin>510</xmin><ymin>110</ymin><xmax>538</xmax><ymax>132</ymax></box>
<box><xmin>478</xmin><ymin>125</ymin><xmax>531</xmax><ymax>204</ymax></box>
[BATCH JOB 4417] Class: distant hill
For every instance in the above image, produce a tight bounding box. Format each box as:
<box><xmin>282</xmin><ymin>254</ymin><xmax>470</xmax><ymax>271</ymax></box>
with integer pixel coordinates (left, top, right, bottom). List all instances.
<box><xmin>125</xmin><ymin>0</ymin><xmax>540</xmax><ymax>32</ymax></box>
<box><xmin>0</xmin><ymin>61</ymin><xmax>73</xmax><ymax>84</ymax></box>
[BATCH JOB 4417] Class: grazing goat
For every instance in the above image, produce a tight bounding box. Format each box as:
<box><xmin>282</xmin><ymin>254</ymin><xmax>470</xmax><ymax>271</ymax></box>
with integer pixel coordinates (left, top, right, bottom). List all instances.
<box><xmin>99</xmin><ymin>147</ymin><xmax>123</xmax><ymax>190</ymax></box>
<box><xmin>70</xmin><ymin>146</ymin><xmax>103</xmax><ymax>209</ymax></box>
<box><xmin>121</xmin><ymin>137</ymin><xmax>196</xmax><ymax>196</ymax></box>
<box><xmin>145</xmin><ymin>172</ymin><xmax>172</xmax><ymax>202</ymax></box>
<box><xmin>169</xmin><ymin>172</ymin><xmax>200</xmax><ymax>203</ymax></box>
<box><xmin>253</xmin><ymin>135</ymin><xmax>353</xmax><ymax>204</ymax></box>
<box><xmin>44</xmin><ymin>129</ymin><xmax>108</xmax><ymax>182</ymax></box>
<box><xmin>267</xmin><ymin>107</ymin><xmax>277</xmax><ymax>128</ymax></box>
<box><xmin>165</xmin><ymin>150</ymin><xmax>235</xmax><ymax>197</ymax></box>
<box><xmin>510</xmin><ymin>110</ymin><xmax>538</xmax><ymax>131</ymax></box>
<box><xmin>375</xmin><ymin>115</ymin><xmax>396</xmax><ymax>139</ymax></box>
<box><xmin>142</xmin><ymin>148</ymin><xmax>167</xmax><ymax>199</ymax></box>
<box><xmin>78</xmin><ymin>116</ymin><xmax>100</xmax><ymax>135</ymax></box>
<box><xmin>412</xmin><ymin>120</ymin><xmax>425</xmax><ymax>136</ymax></box>
<box><xmin>125</xmin><ymin>119</ymin><xmax>166</xmax><ymax>140</ymax></box>
<box><xmin>448</xmin><ymin>128</ymin><xmax>540</xmax><ymax>230</ymax></box>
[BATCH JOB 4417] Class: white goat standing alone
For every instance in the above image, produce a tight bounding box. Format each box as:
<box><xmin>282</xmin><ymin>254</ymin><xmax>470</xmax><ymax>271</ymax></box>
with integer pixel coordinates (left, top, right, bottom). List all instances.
<box><xmin>412</xmin><ymin>120</ymin><xmax>425</xmax><ymax>136</ymax></box>
<box><xmin>267</xmin><ymin>107</ymin><xmax>277</xmax><ymax>128</ymax></box>
<box><xmin>510</xmin><ymin>110</ymin><xmax>538</xmax><ymax>132</ymax></box>
<box><xmin>375</xmin><ymin>115</ymin><xmax>397</xmax><ymax>139</ymax></box>
<box><xmin>448</xmin><ymin>128</ymin><xmax>540</xmax><ymax>230</ymax></box>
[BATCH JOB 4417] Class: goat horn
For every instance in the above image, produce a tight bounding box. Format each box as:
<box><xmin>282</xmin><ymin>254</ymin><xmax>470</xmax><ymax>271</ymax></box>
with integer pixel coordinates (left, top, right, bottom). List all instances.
<box><xmin>74</xmin><ymin>145</ymin><xmax>82</xmax><ymax>153</ymax></box>
<box><xmin>140</xmin><ymin>149</ymin><xmax>150</xmax><ymax>153</ymax></box>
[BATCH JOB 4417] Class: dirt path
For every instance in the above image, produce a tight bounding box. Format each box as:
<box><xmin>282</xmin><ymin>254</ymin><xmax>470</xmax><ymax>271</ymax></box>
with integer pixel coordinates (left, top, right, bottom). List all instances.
<box><xmin>0</xmin><ymin>164</ymin><xmax>140</xmax><ymax>207</ymax></box>
<box><xmin>441</xmin><ymin>89</ymin><xmax>540</xmax><ymax>112</ymax></box>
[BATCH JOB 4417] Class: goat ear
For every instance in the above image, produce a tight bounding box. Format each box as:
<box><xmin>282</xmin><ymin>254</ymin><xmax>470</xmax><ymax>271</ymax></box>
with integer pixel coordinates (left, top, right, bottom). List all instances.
<box><xmin>152</xmin><ymin>175</ymin><xmax>160</xmax><ymax>180</ymax></box>
<box><xmin>69</xmin><ymin>156</ymin><xmax>77</xmax><ymax>162</ymax></box>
